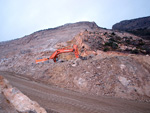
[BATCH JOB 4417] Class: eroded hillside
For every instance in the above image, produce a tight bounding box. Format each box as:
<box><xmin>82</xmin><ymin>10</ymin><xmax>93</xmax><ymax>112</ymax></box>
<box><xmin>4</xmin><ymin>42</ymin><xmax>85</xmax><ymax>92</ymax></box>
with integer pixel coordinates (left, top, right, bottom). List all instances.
<box><xmin>0</xmin><ymin>22</ymin><xmax>150</xmax><ymax>102</ymax></box>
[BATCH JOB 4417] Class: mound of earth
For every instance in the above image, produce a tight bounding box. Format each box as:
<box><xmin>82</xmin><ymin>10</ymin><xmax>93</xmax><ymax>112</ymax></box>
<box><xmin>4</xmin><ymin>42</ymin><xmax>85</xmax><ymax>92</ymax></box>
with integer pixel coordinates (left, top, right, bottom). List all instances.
<box><xmin>44</xmin><ymin>55</ymin><xmax>150</xmax><ymax>101</ymax></box>
<box><xmin>0</xmin><ymin>21</ymin><xmax>150</xmax><ymax>102</ymax></box>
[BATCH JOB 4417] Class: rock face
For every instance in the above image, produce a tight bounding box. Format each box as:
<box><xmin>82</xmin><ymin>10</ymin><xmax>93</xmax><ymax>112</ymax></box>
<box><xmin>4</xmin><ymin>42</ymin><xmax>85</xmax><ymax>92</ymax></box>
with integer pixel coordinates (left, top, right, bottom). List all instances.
<box><xmin>112</xmin><ymin>16</ymin><xmax>150</xmax><ymax>40</ymax></box>
<box><xmin>0</xmin><ymin>76</ymin><xmax>47</xmax><ymax>113</ymax></box>
<box><xmin>0</xmin><ymin>21</ymin><xmax>150</xmax><ymax>102</ymax></box>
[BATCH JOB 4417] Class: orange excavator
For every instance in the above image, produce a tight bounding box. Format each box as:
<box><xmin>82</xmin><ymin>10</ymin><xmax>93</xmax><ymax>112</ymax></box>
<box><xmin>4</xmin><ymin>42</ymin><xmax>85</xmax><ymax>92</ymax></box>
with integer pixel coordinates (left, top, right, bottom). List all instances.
<box><xmin>36</xmin><ymin>45</ymin><xmax>79</xmax><ymax>63</ymax></box>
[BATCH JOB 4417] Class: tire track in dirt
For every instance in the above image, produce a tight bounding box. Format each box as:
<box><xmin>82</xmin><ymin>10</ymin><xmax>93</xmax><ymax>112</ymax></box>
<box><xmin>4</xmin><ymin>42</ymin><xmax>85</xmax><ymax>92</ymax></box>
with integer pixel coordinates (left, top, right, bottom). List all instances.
<box><xmin>1</xmin><ymin>71</ymin><xmax>150</xmax><ymax>113</ymax></box>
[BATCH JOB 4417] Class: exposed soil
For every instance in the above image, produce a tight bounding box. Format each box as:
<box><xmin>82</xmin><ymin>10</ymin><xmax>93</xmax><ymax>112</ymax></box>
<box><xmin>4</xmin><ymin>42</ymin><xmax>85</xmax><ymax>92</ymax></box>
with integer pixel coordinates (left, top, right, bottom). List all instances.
<box><xmin>0</xmin><ymin>21</ymin><xmax>150</xmax><ymax>109</ymax></box>
<box><xmin>1</xmin><ymin>71</ymin><xmax>150</xmax><ymax>113</ymax></box>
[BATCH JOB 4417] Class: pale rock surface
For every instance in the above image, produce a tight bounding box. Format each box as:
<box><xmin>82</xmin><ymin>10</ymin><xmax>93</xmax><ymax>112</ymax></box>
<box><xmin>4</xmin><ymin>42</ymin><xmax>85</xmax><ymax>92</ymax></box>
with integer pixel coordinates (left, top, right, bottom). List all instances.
<box><xmin>0</xmin><ymin>76</ymin><xmax>47</xmax><ymax>113</ymax></box>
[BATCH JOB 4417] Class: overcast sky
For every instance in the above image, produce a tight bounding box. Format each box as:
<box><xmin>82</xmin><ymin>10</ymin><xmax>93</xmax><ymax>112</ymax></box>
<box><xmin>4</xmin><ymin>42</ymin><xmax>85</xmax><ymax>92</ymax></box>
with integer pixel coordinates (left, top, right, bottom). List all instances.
<box><xmin>0</xmin><ymin>0</ymin><xmax>150</xmax><ymax>42</ymax></box>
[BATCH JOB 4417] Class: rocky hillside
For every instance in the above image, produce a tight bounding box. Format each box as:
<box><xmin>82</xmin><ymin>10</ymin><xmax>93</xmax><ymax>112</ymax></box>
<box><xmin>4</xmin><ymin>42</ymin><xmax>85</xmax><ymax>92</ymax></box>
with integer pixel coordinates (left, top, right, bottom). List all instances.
<box><xmin>0</xmin><ymin>21</ymin><xmax>99</xmax><ymax>59</ymax></box>
<box><xmin>112</xmin><ymin>16</ymin><xmax>150</xmax><ymax>40</ymax></box>
<box><xmin>0</xmin><ymin>21</ymin><xmax>150</xmax><ymax>102</ymax></box>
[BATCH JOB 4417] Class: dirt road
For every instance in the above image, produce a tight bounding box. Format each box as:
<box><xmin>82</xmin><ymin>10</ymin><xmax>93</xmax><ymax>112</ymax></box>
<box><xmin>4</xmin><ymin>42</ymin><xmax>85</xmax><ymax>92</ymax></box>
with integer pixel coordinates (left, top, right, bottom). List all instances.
<box><xmin>1</xmin><ymin>71</ymin><xmax>150</xmax><ymax>113</ymax></box>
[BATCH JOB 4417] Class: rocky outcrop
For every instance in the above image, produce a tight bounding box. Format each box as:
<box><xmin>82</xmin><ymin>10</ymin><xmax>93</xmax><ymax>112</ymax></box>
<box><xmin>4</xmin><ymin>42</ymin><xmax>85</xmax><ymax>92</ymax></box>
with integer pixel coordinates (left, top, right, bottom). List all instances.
<box><xmin>0</xmin><ymin>76</ymin><xmax>47</xmax><ymax>113</ymax></box>
<box><xmin>112</xmin><ymin>16</ymin><xmax>150</xmax><ymax>40</ymax></box>
<box><xmin>72</xmin><ymin>30</ymin><xmax>150</xmax><ymax>55</ymax></box>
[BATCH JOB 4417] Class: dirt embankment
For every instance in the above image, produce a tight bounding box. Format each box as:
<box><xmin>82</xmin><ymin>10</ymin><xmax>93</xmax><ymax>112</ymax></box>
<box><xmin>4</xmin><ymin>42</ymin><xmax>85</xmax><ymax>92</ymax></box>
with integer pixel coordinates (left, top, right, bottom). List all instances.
<box><xmin>1</xmin><ymin>72</ymin><xmax>150</xmax><ymax>113</ymax></box>
<box><xmin>0</xmin><ymin>22</ymin><xmax>150</xmax><ymax>102</ymax></box>
<box><xmin>1</xmin><ymin>53</ymin><xmax>150</xmax><ymax>102</ymax></box>
<box><xmin>32</xmin><ymin>54</ymin><xmax>150</xmax><ymax>102</ymax></box>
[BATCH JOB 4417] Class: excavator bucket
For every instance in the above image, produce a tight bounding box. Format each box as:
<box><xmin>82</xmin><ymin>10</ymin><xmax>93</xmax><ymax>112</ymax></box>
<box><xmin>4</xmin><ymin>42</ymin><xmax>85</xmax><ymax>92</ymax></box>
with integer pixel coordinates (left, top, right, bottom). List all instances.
<box><xmin>36</xmin><ymin>58</ymin><xmax>49</xmax><ymax>64</ymax></box>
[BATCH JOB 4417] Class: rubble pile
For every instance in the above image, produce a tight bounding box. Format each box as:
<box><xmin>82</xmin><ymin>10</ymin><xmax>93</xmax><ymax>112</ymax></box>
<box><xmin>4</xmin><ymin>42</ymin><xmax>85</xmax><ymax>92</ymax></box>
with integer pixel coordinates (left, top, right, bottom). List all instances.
<box><xmin>36</xmin><ymin>55</ymin><xmax>150</xmax><ymax>102</ymax></box>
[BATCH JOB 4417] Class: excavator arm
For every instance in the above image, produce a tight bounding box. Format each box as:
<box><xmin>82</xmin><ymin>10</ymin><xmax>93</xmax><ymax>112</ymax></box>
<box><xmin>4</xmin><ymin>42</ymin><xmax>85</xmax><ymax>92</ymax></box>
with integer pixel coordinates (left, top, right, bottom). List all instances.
<box><xmin>36</xmin><ymin>45</ymin><xmax>79</xmax><ymax>63</ymax></box>
<box><xmin>50</xmin><ymin>49</ymin><xmax>74</xmax><ymax>62</ymax></box>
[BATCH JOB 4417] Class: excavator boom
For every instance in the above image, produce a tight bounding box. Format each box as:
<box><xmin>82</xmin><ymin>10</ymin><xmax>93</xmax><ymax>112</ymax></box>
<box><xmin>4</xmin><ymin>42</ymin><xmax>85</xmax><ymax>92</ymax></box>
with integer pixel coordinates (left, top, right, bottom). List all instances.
<box><xmin>36</xmin><ymin>45</ymin><xmax>79</xmax><ymax>63</ymax></box>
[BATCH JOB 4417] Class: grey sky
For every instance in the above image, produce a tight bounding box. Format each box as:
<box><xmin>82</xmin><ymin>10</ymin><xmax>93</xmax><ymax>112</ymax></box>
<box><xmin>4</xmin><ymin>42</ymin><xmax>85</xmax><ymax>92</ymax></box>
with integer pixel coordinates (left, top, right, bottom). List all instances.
<box><xmin>0</xmin><ymin>0</ymin><xmax>150</xmax><ymax>42</ymax></box>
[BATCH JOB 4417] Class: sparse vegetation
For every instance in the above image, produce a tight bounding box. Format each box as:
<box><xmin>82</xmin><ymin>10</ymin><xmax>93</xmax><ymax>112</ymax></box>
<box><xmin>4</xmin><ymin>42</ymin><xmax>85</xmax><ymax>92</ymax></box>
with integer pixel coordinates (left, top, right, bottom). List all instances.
<box><xmin>131</xmin><ymin>49</ymin><xmax>139</xmax><ymax>54</ymax></box>
<box><xmin>125</xmin><ymin>39</ymin><xmax>131</xmax><ymax>44</ymax></box>
<box><xmin>138</xmin><ymin>39</ymin><xmax>145</xmax><ymax>46</ymax></box>
<box><xmin>104</xmin><ymin>41</ymin><xmax>118</xmax><ymax>50</ymax></box>
<box><xmin>123</xmin><ymin>36</ymin><xmax>128</xmax><ymax>39</ymax></box>
<box><xmin>104</xmin><ymin>32</ymin><xmax>107</xmax><ymax>35</ymax></box>
<box><xmin>109</xmin><ymin>37</ymin><xmax>116</xmax><ymax>42</ymax></box>
<box><xmin>111</xmin><ymin>32</ymin><xmax>116</xmax><ymax>36</ymax></box>
<box><xmin>112</xmin><ymin>42</ymin><xmax>118</xmax><ymax>49</ymax></box>
<box><xmin>146</xmin><ymin>48</ymin><xmax>150</xmax><ymax>54</ymax></box>
<box><xmin>103</xmin><ymin>47</ymin><xmax>110</xmax><ymax>52</ymax></box>
<box><xmin>104</xmin><ymin>42</ymin><xmax>112</xmax><ymax>46</ymax></box>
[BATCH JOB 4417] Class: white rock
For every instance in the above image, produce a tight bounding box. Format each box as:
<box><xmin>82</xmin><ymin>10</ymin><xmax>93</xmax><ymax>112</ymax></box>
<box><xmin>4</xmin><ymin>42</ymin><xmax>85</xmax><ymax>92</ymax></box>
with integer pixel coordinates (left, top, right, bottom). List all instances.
<box><xmin>120</xmin><ymin>64</ymin><xmax>126</xmax><ymax>70</ymax></box>
<box><xmin>118</xmin><ymin>76</ymin><xmax>130</xmax><ymax>86</ymax></box>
